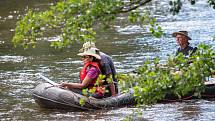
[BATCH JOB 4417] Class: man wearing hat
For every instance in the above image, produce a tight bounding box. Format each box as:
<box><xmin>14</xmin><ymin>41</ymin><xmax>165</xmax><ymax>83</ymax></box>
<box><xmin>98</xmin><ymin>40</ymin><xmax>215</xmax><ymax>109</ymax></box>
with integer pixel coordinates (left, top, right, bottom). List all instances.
<box><xmin>172</xmin><ymin>31</ymin><xmax>197</xmax><ymax>56</ymax></box>
<box><xmin>79</xmin><ymin>41</ymin><xmax>118</xmax><ymax>96</ymax></box>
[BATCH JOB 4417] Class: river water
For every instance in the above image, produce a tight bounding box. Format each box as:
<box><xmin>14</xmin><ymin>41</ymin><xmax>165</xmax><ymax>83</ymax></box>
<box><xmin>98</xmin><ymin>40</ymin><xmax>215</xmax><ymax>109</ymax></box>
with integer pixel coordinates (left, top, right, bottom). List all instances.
<box><xmin>0</xmin><ymin>0</ymin><xmax>215</xmax><ymax>121</ymax></box>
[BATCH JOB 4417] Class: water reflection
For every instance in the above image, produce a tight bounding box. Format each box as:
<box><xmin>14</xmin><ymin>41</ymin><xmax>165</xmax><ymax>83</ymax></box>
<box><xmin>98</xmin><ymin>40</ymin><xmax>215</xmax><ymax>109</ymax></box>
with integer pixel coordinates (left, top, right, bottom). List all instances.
<box><xmin>177</xmin><ymin>101</ymin><xmax>200</xmax><ymax>120</ymax></box>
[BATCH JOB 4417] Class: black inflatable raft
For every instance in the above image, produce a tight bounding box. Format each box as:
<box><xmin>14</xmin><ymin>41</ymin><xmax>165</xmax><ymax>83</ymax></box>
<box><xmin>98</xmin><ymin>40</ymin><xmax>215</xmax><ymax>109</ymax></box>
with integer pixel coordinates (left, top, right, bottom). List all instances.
<box><xmin>33</xmin><ymin>80</ymin><xmax>215</xmax><ymax>110</ymax></box>
<box><xmin>33</xmin><ymin>83</ymin><xmax>135</xmax><ymax>110</ymax></box>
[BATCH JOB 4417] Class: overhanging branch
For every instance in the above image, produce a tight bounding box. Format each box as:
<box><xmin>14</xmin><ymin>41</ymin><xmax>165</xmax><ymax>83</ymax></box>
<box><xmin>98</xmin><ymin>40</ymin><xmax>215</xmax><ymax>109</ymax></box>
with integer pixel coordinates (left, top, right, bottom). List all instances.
<box><xmin>116</xmin><ymin>0</ymin><xmax>152</xmax><ymax>13</ymax></box>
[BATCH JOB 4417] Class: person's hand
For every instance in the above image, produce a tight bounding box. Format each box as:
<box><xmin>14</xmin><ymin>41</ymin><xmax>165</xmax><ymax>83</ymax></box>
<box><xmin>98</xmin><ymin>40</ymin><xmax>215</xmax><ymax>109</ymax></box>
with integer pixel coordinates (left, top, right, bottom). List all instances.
<box><xmin>111</xmin><ymin>93</ymin><xmax>116</xmax><ymax>97</ymax></box>
<box><xmin>89</xmin><ymin>96</ymin><xmax>97</xmax><ymax>100</ymax></box>
<box><xmin>60</xmin><ymin>82</ymin><xmax>67</xmax><ymax>87</ymax></box>
<box><xmin>98</xmin><ymin>80</ymin><xmax>105</xmax><ymax>85</ymax></box>
<box><xmin>59</xmin><ymin>82</ymin><xmax>70</xmax><ymax>89</ymax></box>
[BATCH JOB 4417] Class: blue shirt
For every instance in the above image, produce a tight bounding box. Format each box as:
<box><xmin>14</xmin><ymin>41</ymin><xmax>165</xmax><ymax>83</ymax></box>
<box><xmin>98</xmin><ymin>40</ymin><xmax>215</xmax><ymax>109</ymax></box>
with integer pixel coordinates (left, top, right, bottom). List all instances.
<box><xmin>100</xmin><ymin>52</ymin><xmax>117</xmax><ymax>83</ymax></box>
<box><xmin>176</xmin><ymin>46</ymin><xmax>197</xmax><ymax>57</ymax></box>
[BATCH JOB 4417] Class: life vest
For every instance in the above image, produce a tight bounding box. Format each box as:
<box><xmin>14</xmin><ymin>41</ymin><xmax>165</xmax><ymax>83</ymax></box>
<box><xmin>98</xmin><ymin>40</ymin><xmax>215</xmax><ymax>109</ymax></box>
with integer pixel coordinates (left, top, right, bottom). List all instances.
<box><xmin>80</xmin><ymin>62</ymin><xmax>106</xmax><ymax>95</ymax></box>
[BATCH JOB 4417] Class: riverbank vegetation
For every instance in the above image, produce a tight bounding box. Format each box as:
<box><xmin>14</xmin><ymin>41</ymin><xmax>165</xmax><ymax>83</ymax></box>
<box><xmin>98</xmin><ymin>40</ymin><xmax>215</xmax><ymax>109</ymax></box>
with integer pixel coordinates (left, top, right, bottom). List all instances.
<box><xmin>12</xmin><ymin>0</ymin><xmax>215</xmax><ymax>107</ymax></box>
<box><xmin>118</xmin><ymin>44</ymin><xmax>215</xmax><ymax>106</ymax></box>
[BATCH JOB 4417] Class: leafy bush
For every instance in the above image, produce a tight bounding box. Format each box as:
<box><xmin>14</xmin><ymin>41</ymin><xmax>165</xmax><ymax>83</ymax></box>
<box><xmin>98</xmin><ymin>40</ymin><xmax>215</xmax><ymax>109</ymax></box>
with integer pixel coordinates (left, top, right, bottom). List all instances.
<box><xmin>118</xmin><ymin>44</ymin><xmax>215</xmax><ymax>105</ymax></box>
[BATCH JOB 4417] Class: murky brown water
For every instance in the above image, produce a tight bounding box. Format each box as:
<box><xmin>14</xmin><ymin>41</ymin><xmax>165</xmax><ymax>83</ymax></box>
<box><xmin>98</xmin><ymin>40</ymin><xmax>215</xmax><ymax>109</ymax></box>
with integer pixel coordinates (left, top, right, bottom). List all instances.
<box><xmin>0</xmin><ymin>0</ymin><xmax>215</xmax><ymax>121</ymax></box>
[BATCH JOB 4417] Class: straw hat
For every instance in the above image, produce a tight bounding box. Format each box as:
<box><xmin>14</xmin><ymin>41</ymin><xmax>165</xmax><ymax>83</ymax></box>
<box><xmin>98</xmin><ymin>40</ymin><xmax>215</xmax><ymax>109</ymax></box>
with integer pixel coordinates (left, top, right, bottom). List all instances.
<box><xmin>79</xmin><ymin>41</ymin><xmax>98</xmax><ymax>52</ymax></box>
<box><xmin>77</xmin><ymin>47</ymin><xmax>101</xmax><ymax>60</ymax></box>
<box><xmin>172</xmin><ymin>31</ymin><xmax>192</xmax><ymax>40</ymax></box>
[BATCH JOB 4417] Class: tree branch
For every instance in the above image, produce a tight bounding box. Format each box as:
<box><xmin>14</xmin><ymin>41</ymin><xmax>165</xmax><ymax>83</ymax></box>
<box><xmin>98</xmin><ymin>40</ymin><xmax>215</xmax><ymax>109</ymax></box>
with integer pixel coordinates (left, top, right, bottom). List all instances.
<box><xmin>116</xmin><ymin>0</ymin><xmax>152</xmax><ymax>13</ymax></box>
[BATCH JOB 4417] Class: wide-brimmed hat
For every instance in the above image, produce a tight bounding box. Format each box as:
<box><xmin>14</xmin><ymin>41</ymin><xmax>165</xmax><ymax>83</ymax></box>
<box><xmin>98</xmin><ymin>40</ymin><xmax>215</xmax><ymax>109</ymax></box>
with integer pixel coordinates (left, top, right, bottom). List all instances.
<box><xmin>172</xmin><ymin>31</ymin><xmax>192</xmax><ymax>40</ymax></box>
<box><xmin>79</xmin><ymin>41</ymin><xmax>98</xmax><ymax>52</ymax></box>
<box><xmin>77</xmin><ymin>47</ymin><xmax>101</xmax><ymax>60</ymax></box>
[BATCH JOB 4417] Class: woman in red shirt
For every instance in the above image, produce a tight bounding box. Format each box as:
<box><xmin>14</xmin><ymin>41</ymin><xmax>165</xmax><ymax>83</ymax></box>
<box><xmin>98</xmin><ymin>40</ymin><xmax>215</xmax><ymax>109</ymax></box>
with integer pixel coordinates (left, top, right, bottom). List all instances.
<box><xmin>60</xmin><ymin>48</ymin><xmax>108</xmax><ymax>99</ymax></box>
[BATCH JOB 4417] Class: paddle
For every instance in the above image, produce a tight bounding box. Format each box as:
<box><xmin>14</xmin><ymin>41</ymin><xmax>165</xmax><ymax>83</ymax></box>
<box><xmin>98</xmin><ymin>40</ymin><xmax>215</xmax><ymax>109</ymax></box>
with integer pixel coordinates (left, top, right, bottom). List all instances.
<box><xmin>36</xmin><ymin>73</ymin><xmax>58</xmax><ymax>86</ymax></box>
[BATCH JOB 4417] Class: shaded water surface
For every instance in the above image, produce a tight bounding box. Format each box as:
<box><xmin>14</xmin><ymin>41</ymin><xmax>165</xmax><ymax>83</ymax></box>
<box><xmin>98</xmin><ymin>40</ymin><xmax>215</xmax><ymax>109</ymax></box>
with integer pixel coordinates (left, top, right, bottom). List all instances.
<box><xmin>0</xmin><ymin>0</ymin><xmax>215</xmax><ymax>120</ymax></box>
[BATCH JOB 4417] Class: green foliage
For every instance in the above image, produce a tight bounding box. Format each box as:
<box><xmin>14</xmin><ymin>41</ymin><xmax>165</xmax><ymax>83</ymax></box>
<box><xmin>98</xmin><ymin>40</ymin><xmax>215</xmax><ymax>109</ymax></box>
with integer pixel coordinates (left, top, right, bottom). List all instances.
<box><xmin>12</xmin><ymin>0</ymin><xmax>164</xmax><ymax>49</ymax></box>
<box><xmin>82</xmin><ymin>88</ymin><xmax>88</xmax><ymax>96</ymax></box>
<box><xmin>169</xmin><ymin>0</ymin><xmax>215</xmax><ymax>15</ymax></box>
<box><xmin>128</xmin><ymin>10</ymin><xmax>163</xmax><ymax>38</ymax></box>
<box><xmin>208</xmin><ymin>0</ymin><xmax>215</xmax><ymax>9</ymax></box>
<box><xmin>12</xmin><ymin>10</ymin><xmax>55</xmax><ymax>48</ymax></box>
<box><xmin>169</xmin><ymin>0</ymin><xmax>182</xmax><ymax>15</ymax></box>
<box><xmin>128</xmin><ymin>11</ymin><xmax>140</xmax><ymax>23</ymax></box>
<box><xmin>118</xmin><ymin>44</ymin><xmax>215</xmax><ymax>105</ymax></box>
<box><xmin>89</xmin><ymin>87</ymin><xmax>96</xmax><ymax>94</ymax></box>
<box><xmin>80</xmin><ymin>74</ymin><xmax>106</xmax><ymax>97</ymax></box>
<box><xmin>117</xmin><ymin>73</ymin><xmax>138</xmax><ymax>93</ymax></box>
<box><xmin>189</xmin><ymin>0</ymin><xmax>196</xmax><ymax>5</ymax></box>
<box><xmin>12</xmin><ymin>0</ymin><xmax>215</xmax><ymax>48</ymax></box>
<box><xmin>79</xmin><ymin>98</ymin><xmax>86</xmax><ymax>106</ymax></box>
<box><xmin>106</xmin><ymin>75</ymin><xmax>113</xmax><ymax>84</ymax></box>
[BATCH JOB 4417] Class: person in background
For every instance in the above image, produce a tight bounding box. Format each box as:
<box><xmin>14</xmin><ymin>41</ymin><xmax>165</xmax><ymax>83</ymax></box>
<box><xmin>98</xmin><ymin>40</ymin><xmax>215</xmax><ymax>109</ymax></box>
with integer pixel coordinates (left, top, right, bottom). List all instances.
<box><xmin>60</xmin><ymin>48</ymin><xmax>110</xmax><ymax>99</ymax></box>
<box><xmin>172</xmin><ymin>31</ymin><xmax>215</xmax><ymax>81</ymax></box>
<box><xmin>79</xmin><ymin>41</ymin><xmax>118</xmax><ymax>96</ymax></box>
<box><xmin>170</xmin><ymin>31</ymin><xmax>199</xmax><ymax>76</ymax></box>
<box><xmin>172</xmin><ymin>31</ymin><xmax>197</xmax><ymax>57</ymax></box>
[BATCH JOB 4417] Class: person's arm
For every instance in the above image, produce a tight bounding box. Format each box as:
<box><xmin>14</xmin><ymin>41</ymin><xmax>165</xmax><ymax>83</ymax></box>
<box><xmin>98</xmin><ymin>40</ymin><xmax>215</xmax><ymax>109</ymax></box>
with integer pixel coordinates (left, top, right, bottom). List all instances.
<box><xmin>61</xmin><ymin>76</ymin><xmax>93</xmax><ymax>89</ymax></box>
<box><xmin>109</xmin><ymin>82</ymin><xmax>116</xmax><ymax>96</ymax></box>
<box><xmin>105</xmin><ymin>74</ymin><xmax>116</xmax><ymax>96</ymax></box>
<box><xmin>61</xmin><ymin>66</ymin><xmax>99</xmax><ymax>89</ymax></box>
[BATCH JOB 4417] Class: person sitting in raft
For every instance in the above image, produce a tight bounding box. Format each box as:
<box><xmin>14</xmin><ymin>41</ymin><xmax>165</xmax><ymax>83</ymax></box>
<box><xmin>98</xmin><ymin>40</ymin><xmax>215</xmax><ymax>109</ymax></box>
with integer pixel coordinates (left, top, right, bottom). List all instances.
<box><xmin>79</xmin><ymin>41</ymin><xmax>118</xmax><ymax>97</ymax></box>
<box><xmin>157</xmin><ymin>31</ymin><xmax>198</xmax><ymax>72</ymax></box>
<box><xmin>60</xmin><ymin>48</ymin><xmax>110</xmax><ymax>99</ymax></box>
<box><xmin>172</xmin><ymin>31</ymin><xmax>197</xmax><ymax>57</ymax></box>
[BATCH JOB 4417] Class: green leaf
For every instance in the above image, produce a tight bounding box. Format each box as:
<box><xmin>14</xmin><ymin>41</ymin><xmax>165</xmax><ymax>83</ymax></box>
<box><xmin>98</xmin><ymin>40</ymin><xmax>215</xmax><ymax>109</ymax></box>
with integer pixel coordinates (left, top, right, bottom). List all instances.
<box><xmin>79</xmin><ymin>98</ymin><xmax>85</xmax><ymax>106</ymax></box>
